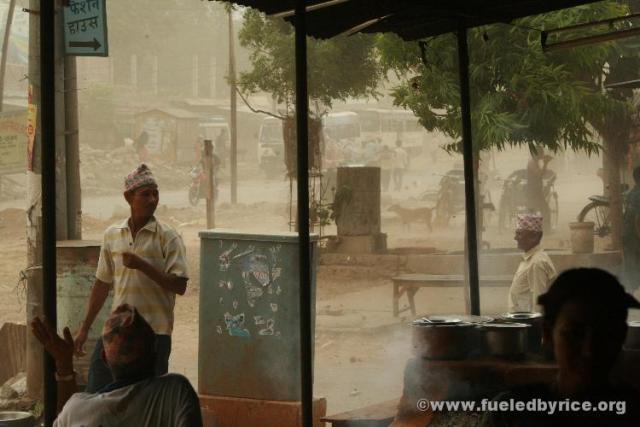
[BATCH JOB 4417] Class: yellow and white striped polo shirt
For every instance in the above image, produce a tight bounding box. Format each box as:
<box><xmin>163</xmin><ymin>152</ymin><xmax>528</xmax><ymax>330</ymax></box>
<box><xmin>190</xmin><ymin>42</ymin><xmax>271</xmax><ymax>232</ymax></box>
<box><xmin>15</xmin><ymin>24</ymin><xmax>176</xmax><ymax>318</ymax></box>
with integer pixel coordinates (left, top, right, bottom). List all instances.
<box><xmin>95</xmin><ymin>217</ymin><xmax>189</xmax><ymax>335</ymax></box>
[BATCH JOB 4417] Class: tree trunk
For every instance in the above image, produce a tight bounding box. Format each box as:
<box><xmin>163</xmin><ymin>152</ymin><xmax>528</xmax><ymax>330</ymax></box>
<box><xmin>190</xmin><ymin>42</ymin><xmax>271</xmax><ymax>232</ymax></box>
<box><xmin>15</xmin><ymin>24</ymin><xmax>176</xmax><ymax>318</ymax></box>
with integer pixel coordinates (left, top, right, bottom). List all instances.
<box><xmin>474</xmin><ymin>152</ymin><xmax>483</xmax><ymax>245</ymax></box>
<box><xmin>602</xmin><ymin>129</ymin><xmax>624</xmax><ymax>251</ymax></box>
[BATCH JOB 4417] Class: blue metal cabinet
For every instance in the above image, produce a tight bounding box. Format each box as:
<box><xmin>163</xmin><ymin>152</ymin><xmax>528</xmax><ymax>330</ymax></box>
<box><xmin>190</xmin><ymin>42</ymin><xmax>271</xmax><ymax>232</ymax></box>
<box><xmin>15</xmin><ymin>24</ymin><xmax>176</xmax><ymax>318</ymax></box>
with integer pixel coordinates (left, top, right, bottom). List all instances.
<box><xmin>198</xmin><ymin>230</ymin><xmax>317</xmax><ymax>401</ymax></box>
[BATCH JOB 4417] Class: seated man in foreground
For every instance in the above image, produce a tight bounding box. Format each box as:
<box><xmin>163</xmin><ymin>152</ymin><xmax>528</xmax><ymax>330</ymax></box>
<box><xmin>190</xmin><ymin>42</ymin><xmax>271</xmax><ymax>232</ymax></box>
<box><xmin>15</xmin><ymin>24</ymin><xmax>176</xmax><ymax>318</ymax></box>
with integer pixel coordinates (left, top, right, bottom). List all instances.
<box><xmin>32</xmin><ymin>304</ymin><xmax>202</xmax><ymax>427</ymax></box>
<box><xmin>480</xmin><ymin>268</ymin><xmax>640</xmax><ymax>426</ymax></box>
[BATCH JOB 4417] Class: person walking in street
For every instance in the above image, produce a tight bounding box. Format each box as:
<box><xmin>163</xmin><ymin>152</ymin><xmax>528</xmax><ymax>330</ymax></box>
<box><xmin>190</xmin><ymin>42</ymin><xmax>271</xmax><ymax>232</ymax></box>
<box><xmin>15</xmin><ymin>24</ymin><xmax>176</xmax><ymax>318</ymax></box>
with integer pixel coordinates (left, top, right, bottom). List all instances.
<box><xmin>378</xmin><ymin>145</ymin><xmax>394</xmax><ymax>192</ymax></box>
<box><xmin>215</xmin><ymin>128</ymin><xmax>229</xmax><ymax>169</ymax></box>
<box><xmin>74</xmin><ymin>164</ymin><xmax>190</xmax><ymax>392</ymax></box>
<box><xmin>392</xmin><ymin>138</ymin><xmax>409</xmax><ymax>191</ymax></box>
<box><xmin>135</xmin><ymin>131</ymin><xmax>149</xmax><ymax>163</ymax></box>
<box><xmin>508</xmin><ymin>213</ymin><xmax>557</xmax><ymax>313</ymax></box>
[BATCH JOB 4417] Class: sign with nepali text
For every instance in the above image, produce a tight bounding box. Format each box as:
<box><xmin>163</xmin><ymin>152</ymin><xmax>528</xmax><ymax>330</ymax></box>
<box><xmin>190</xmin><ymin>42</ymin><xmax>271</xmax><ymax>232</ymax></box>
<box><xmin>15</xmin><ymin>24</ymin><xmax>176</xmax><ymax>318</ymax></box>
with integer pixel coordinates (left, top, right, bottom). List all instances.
<box><xmin>0</xmin><ymin>110</ymin><xmax>28</xmax><ymax>175</ymax></box>
<box><xmin>63</xmin><ymin>0</ymin><xmax>108</xmax><ymax>56</ymax></box>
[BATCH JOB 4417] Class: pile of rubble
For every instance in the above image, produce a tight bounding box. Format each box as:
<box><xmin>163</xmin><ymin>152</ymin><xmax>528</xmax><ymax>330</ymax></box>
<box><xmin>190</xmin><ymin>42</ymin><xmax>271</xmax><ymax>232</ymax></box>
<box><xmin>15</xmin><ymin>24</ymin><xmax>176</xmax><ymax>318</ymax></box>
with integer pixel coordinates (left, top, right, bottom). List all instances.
<box><xmin>80</xmin><ymin>145</ymin><xmax>190</xmax><ymax>196</ymax></box>
<box><xmin>0</xmin><ymin>372</ymin><xmax>29</xmax><ymax>410</ymax></box>
<box><xmin>0</xmin><ymin>322</ymin><xmax>33</xmax><ymax>413</ymax></box>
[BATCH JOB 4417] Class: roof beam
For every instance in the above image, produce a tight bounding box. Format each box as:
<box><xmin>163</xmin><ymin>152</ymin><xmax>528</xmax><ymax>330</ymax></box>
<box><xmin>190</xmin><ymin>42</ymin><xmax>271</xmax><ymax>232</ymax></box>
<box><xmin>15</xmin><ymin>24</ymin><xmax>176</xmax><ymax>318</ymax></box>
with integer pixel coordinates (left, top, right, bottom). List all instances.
<box><xmin>273</xmin><ymin>0</ymin><xmax>351</xmax><ymax>18</ymax></box>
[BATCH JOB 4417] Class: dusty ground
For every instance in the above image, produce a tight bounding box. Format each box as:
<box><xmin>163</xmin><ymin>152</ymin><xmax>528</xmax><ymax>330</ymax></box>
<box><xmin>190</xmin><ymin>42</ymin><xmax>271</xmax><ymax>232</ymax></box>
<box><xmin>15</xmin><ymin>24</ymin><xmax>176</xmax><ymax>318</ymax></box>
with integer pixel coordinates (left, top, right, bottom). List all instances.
<box><xmin>1</xmin><ymin>148</ymin><xmax>636</xmax><ymax>416</ymax></box>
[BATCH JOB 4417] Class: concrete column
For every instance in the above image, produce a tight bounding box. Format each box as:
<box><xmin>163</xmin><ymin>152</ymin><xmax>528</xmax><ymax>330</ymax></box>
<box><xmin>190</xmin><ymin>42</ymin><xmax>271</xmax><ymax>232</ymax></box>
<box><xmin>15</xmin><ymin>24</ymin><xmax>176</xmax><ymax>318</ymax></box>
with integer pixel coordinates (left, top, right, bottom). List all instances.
<box><xmin>192</xmin><ymin>54</ymin><xmax>199</xmax><ymax>97</ymax></box>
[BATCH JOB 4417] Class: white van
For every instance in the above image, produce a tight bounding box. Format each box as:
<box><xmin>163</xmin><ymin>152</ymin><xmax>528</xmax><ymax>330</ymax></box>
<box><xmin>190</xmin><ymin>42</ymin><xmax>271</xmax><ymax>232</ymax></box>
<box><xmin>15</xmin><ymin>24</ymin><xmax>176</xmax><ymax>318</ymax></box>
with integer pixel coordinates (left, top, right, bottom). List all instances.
<box><xmin>199</xmin><ymin>117</ymin><xmax>230</xmax><ymax>141</ymax></box>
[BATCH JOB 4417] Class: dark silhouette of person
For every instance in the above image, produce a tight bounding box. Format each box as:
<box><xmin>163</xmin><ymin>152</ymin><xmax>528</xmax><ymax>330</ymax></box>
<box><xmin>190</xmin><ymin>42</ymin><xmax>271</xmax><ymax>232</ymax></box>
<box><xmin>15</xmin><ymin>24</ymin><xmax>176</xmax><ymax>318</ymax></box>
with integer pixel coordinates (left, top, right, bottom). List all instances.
<box><xmin>215</xmin><ymin>128</ymin><xmax>229</xmax><ymax>169</ymax></box>
<box><xmin>135</xmin><ymin>131</ymin><xmax>149</xmax><ymax>163</ymax></box>
<box><xmin>479</xmin><ymin>268</ymin><xmax>640</xmax><ymax>426</ymax></box>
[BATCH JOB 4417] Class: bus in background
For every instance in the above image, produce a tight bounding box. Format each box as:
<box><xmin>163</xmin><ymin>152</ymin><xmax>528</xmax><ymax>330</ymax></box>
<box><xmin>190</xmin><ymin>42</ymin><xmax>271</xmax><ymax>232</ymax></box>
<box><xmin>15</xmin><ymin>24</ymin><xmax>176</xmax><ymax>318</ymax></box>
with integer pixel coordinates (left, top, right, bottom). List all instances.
<box><xmin>257</xmin><ymin>111</ymin><xmax>363</xmax><ymax>177</ymax></box>
<box><xmin>322</xmin><ymin>111</ymin><xmax>364</xmax><ymax>166</ymax></box>
<box><xmin>354</xmin><ymin>108</ymin><xmax>426</xmax><ymax>155</ymax></box>
<box><xmin>322</xmin><ymin>111</ymin><xmax>361</xmax><ymax>142</ymax></box>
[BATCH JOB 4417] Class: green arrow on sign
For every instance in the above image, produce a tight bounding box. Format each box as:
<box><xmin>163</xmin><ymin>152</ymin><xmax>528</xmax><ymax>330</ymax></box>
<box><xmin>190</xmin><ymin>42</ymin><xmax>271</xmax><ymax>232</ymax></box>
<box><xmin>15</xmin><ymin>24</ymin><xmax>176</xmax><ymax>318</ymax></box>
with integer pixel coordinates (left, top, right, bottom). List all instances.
<box><xmin>69</xmin><ymin>38</ymin><xmax>102</xmax><ymax>51</ymax></box>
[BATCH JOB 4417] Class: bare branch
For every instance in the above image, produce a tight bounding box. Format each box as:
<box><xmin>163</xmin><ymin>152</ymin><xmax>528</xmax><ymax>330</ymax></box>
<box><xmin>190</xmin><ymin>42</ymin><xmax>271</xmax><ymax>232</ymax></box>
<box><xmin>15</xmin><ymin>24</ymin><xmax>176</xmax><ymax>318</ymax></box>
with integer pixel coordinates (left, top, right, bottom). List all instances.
<box><xmin>235</xmin><ymin>88</ymin><xmax>287</xmax><ymax>120</ymax></box>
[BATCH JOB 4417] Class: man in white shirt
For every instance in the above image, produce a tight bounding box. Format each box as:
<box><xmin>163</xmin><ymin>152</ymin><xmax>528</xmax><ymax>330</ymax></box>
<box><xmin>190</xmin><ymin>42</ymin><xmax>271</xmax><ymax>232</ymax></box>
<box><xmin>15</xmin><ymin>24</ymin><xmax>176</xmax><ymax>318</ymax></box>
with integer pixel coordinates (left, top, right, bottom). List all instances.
<box><xmin>508</xmin><ymin>213</ymin><xmax>557</xmax><ymax>312</ymax></box>
<box><xmin>31</xmin><ymin>304</ymin><xmax>202</xmax><ymax>427</ymax></box>
<box><xmin>74</xmin><ymin>164</ymin><xmax>190</xmax><ymax>392</ymax></box>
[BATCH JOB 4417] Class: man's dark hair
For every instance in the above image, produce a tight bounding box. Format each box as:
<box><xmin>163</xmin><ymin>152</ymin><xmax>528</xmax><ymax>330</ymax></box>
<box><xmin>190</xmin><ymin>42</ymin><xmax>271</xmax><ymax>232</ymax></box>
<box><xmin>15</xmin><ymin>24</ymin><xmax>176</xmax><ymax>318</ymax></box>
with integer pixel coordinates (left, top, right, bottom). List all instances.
<box><xmin>633</xmin><ymin>166</ymin><xmax>640</xmax><ymax>184</ymax></box>
<box><xmin>538</xmin><ymin>268</ymin><xmax>640</xmax><ymax>326</ymax></box>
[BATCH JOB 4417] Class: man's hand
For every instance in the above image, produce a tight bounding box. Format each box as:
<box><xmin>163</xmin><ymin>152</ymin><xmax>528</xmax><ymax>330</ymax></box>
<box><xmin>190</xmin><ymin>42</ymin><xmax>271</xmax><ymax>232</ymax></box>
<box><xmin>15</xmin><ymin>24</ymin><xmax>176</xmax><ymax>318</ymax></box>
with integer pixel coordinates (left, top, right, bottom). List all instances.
<box><xmin>31</xmin><ymin>317</ymin><xmax>74</xmax><ymax>371</ymax></box>
<box><xmin>73</xmin><ymin>326</ymin><xmax>89</xmax><ymax>357</ymax></box>
<box><xmin>123</xmin><ymin>252</ymin><xmax>188</xmax><ymax>295</ymax></box>
<box><xmin>123</xmin><ymin>252</ymin><xmax>147</xmax><ymax>270</ymax></box>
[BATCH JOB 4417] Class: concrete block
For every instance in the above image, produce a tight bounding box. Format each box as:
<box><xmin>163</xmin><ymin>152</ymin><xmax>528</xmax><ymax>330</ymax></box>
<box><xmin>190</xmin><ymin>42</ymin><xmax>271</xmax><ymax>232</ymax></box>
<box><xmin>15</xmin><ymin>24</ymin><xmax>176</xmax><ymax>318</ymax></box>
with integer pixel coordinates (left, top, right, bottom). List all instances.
<box><xmin>331</xmin><ymin>234</ymin><xmax>387</xmax><ymax>254</ymax></box>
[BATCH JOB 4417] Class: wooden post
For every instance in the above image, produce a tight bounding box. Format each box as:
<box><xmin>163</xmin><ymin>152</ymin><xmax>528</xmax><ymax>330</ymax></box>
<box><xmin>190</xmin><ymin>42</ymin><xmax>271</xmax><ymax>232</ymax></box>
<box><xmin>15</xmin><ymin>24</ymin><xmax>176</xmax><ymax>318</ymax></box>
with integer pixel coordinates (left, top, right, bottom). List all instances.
<box><xmin>228</xmin><ymin>10</ymin><xmax>238</xmax><ymax>204</ymax></box>
<box><xmin>65</xmin><ymin>56</ymin><xmax>82</xmax><ymax>240</ymax></box>
<box><xmin>293</xmin><ymin>2</ymin><xmax>313</xmax><ymax>426</ymax></box>
<box><xmin>54</xmin><ymin>3</ymin><xmax>68</xmax><ymax>240</ymax></box>
<box><xmin>457</xmin><ymin>25</ymin><xmax>481</xmax><ymax>316</ymax></box>
<box><xmin>0</xmin><ymin>0</ymin><xmax>16</xmax><ymax>111</ymax></box>
<box><xmin>41</xmin><ymin>0</ymin><xmax>58</xmax><ymax>422</ymax></box>
<box><xmin>204</xmin><ymin>139</ymin><xmax>215</xmax><ymax>229</ymax></box>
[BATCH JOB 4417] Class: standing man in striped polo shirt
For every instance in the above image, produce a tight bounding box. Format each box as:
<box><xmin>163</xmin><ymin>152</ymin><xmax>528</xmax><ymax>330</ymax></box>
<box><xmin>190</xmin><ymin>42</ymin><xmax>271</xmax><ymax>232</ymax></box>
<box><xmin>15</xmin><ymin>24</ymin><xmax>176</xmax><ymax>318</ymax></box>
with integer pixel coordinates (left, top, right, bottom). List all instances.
<box><xmin>74</xmin><ymin>164</ymin><xmax>189</xmax><ymax>392</ymax></box>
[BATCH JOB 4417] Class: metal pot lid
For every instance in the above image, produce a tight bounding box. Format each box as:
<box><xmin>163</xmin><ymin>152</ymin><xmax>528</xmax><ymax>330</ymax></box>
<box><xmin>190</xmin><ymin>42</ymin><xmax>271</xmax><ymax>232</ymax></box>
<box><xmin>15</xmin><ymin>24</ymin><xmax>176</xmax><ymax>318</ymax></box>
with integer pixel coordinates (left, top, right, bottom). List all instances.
<box><xmin>480</xmin><ymin>322</ymin><xmax>531</xmax><ymax>329</ymax></box>
<box><xmin>411</xmin><ymin>316</ymin><xmax>473</xmax><ymax>327</ymax></box>
<box><xmin>503</xmin><ymin>312</ymin><xmax>543</xmax><ymax>320</ymax></box>
<box><xmin>418</xmin><ymin>315</ymin><xmax>462</xmax><ymax>324</ymax></box>
<box><xmin>458</xmin><ymin>315</ymin><xmax>494</xmax><ymax>324</ymax></box>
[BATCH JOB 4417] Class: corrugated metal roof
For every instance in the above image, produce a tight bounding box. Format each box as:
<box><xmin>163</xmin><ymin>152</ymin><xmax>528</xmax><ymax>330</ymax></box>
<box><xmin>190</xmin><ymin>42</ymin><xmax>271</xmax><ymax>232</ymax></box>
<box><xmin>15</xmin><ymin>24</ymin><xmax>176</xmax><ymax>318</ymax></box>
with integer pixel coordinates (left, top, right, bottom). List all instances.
<box><xmin>215</xmin><ymin>0</ymin><xmax>601</xmax><ymax>40</ymax></box>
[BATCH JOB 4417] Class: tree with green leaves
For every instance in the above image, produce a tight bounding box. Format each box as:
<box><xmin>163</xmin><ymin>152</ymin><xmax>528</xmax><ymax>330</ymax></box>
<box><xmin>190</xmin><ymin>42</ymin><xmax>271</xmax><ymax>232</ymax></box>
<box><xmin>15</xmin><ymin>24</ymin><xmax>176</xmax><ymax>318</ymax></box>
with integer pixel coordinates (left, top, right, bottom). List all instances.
<box><xmin>238</xmin><ymin>9</ymin><xmax>382</xmax><ymax>114</ymax></box>
<box><xmin>377</xmin><ymin>1</ymin><xmax>637</xmax><ymax>246</ymax></box>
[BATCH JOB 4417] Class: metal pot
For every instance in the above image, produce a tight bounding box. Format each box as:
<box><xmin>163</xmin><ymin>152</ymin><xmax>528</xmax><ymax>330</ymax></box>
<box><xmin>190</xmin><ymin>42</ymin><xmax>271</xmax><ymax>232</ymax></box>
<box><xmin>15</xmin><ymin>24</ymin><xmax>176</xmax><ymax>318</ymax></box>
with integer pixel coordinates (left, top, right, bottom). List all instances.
<box><xmin>501</xmin><ymin>312</ymin><xmax>543</xmax><ymax>354</ymax></box>
<box><xmin>479</xmin><ymin>322</ymin><xmax>530</xmax><ymax>358</ymax></box>
<box><xmin>411</xmin><ymin>317</ymin><xmax>480</xmax><ymax>360</ymax></box>
<box><xmin>624</xmin><ymin>321</ymin><xmax>640</xmax><ymax>350</ymax></box>
<box><xmin>0</xmin><ymin>412</ymin><xmax>36</xmax><ymax>427</ymax></box>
